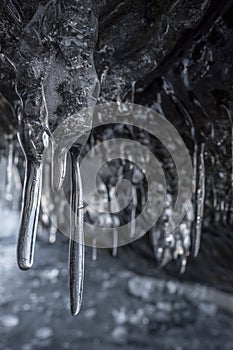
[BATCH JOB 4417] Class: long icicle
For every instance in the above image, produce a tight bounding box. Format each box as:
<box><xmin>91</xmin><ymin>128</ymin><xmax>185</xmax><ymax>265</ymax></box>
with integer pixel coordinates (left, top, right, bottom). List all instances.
<box><xmin>5</xmin><ymin>141</ymin><xmax>14</xmax><ymax>202</ymax></box>
<box><xmin>130</xmin><ymin>185</ymin><xmax>137</xmax><ymax>238</ymax></box>
<box><xmin>194</xmin><ymin>143</ymin><xmax>205</xmax><ymax>257</ymax></box>
<box><xmin>17</xmin><ymin>160</ymin><xmax>42</xmax><ymax>270</ymax></box>
<box><xmin>15</xmin><ymin>3</ymin><xmax>50</xmax><ymax>272</ymax></box>
<box><xmin>221</xmin><ymin>104</ymin><xmax>233</xmax><ymax>190</ymax></box>
<box><xmin>69</xmin><ymin>149</ymin><xmax>85</xmax><ymax>316</ymax></box>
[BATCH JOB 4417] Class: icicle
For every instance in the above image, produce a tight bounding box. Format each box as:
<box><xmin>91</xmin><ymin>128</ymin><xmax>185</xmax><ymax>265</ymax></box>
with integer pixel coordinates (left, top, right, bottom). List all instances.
<box><xmin>221</xmin><ymin>105</ymin><xmax>233</xmax><ymax>190</ymax></box>
<box><xmin>192</xmin><ymin>143</ymin><xmax>198</xmax><ymax>196</ymax></box>
<box><xmin>16</xmin><ymin>93</ymin><xmax>48</xmax><ymax>270</ymax></box>
<box><xmin>41</xmin><ymin>147</ymin><xmax>58</xmax><ymax>244</ymax></box>
<box><xmin>179</xmin><ymin>256</ymin><xmax>187</xmax><ymax>274</ymax></box>
<box><xmin>17</xmin><ymin>160</ymin><xmax>43</xmax><ymax>270</ymax></box>
<box><xmin>101</xmin><ymin>181</ymin><xmax>120</xmax><ymax>258</ymax></box>
<box><xmin>69</xmin><ymin>150</ymin><xmax>85</xmax><ymax>316</ymax></box>
<box><xmin>151</xmin><ymin>228</ymin><xmax>166</xmax><ymax>265</ymax></box>
<box><xmin>173</xmin><ymin>205</ymin><xmax>193</xmax><ymax>274</ymax></box>
<box><xmin>170</xmin><ymin>94</ymin><xmax>198</xmax><ymax>197</ymax></box>
<box><xmin>11</xmin><ymin>153</ymin><xmax>22</xmax><ymax>211</ymax></box>
<box><xmin>100</xmin><ymin>67</ymin><xmax>109</xmax><ymax>89</ymax></box>
<box><xmin>131</xmin><ymin>81</ymin><xmax>136</xmax><ymax>104</ymax></box>
<box><xmin>0</xmin><ymin>150</ymin><xmax>6</xmax><ymax>198</ymax></box>
<box><xmin>152</xmin><ymin>92</ymin><xmax>165</xmax><ymax>116</ymax></box>
<box><xmin>15</xmin><ymin>0</ymin><xmax>52</xmax><ymax>271</ymax></box>
<box><xmin>150</xmin><ymin>194</ymin><xmax>173</xmax><ymax>265</ymax></box>
<box><xmin>194</xmin><ymin>143</ymin><xmax>205</xmax><ymax>257</ymax></box>
<box><xmin>130</xmin><ymin>185</ymin><xmax>137</xmax><ymax>238</ymax></box>
<box><xmin>165</xmin><ymin>87</ymin><xmax>200</xmax><ymax>259</ymax></box>
<box><xmin>5</xmin><ymin>141</ymin><xmax>14</xmax><ymax>202</ymax></box>
<box><xmin>52</xmin><ymin>145</ymin><xmax>68</xmax><ymax>192</ymax></box>
<box><xmin>3</xmin><ymin>0</ymin><xmax>22</xmax><ymax>28</ymax></box>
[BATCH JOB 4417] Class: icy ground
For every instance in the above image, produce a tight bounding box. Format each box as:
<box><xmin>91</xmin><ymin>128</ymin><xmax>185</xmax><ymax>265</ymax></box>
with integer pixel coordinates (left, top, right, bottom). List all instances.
<box><xmin>0</xmin><ymin>210</ymin><xmax>233</xmax><ymax>350</ymax></box>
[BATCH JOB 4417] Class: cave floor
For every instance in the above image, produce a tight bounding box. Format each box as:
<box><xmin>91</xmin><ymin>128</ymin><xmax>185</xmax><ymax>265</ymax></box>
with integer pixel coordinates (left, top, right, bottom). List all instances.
<box><xmin>0</xmin><ymin>209</ymin><xmax>233</xmax><ymax>350</ymax></box>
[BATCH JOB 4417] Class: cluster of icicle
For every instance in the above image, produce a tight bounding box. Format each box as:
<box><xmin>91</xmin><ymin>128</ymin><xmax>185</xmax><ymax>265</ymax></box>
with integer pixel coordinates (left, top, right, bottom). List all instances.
<box><xmin>0</xmin><ymin>95</ymin><xmax>207</xmax><ymax>317</ymax></box>
<box><xmin>0</xmin><ymin>1</ymin><xmax>232</xmax><ymax>317</ymax></box>
<box><xmin>0</xmin><ymin>0</ymin><xmax>99</xmax><ymax>316</ymax></box>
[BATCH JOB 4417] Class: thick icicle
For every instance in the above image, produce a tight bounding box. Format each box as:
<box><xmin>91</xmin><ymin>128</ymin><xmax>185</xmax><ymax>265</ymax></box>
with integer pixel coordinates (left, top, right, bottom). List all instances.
<box><xmin>130</xmin><ymin>185</ymin><xmax>137</xmax><ymax>238</ymax></box>
<box><xmin>16</xmin><ymin>2</ymin><xmax>51</xmax><ymax>270</ymax></box>
<box><xmin>69</xmin><ymin>150</ymin><xmax>85</xmax><ymax>316</ymax></box>
<box><xmin>193</xmin><ymin>143</ymin><xmax>206</xmax><ymax>257</ymax></box>
<box><xmin>17</xmin><ymin>160</ymin><xmax>42</xmax><ymax>270</ymax></box>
